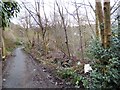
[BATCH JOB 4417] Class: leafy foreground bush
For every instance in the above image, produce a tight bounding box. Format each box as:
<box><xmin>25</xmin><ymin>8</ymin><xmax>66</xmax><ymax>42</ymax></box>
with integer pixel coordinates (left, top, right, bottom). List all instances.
<box><xmin>85</xmin><ymin>37</ymin><xmax>120</xmax><ymax>89</ymax></box>
<box><xmin>57</xmin><ymin>68</ymin><xmax>84</xmax><ymax>88</ymax></box>
<box><xmin>57</xmin><ymin>37</ymin><xmax>120</xmax><ymax>89</ymax></box>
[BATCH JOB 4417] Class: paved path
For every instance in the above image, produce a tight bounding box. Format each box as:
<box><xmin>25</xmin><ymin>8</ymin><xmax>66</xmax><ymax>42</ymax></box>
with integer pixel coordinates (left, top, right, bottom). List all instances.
<box><xmin>2</xmin><ymin>48</ymin><xmax>58</xmax><ymax>88</ymax></box>
<box><xmin>0</xmin><ymin>61</ymin><xmax>2</xmax><ymax>90</ymax></box>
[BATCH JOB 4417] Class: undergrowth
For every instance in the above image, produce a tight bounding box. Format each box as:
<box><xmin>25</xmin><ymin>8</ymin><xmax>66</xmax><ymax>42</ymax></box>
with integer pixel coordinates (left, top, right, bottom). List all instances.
<box><xmin>57</xmin><ymin>36</ymin><xmax>120</xmax><ymax>89</ymax></box>
<box><xmin>83</xmin><ymin>37</ymin><xmax>120</xmax><ymax>89</ymax></box>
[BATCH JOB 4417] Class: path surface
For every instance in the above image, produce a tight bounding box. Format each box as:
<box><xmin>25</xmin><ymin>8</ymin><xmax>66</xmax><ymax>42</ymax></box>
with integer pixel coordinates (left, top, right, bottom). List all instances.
<box><xmin>0</xmin><ymin>61</ymin><xmax>2</xmax><ymax>90</ymax></box>
<box><xmin>3</xmin><ymin>48</ymin><xmax>58</xmax><ymax>88</ymax></box>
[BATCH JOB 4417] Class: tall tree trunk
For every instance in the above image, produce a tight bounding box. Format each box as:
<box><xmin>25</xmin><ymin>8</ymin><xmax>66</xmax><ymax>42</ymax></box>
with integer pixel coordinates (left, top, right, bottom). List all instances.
<box><xmin>104</xmin><ymin>0</ymin><xmax>111</xmax><ymax>48</ymax></box>
<box><xmin>1</xmin><ymin>27</ymin><xmax>6</xmax><ymax>60</ymax></box>
<box><xmin>95</xmin><ymin>9</ymin><xmax>99</xmax><ymax>37</ymax></box>
<box><xmin>118</xmin><ymin>2</ymin><xmax>120</xmax><ymax>39</ymax></box>
<box><xmin>36</xmin><ymin>1</ymin><xmax>47</xmax><ymax>55</ymax></box>
<box><xmin>118</xmin><ymin>15</ymin><xmax>120</xmax><ymax>39</ymax></box>
<box><xmin>96</xmin><ymin>0</ymin><xmax>104</xmax><ymax>46</ymax></box>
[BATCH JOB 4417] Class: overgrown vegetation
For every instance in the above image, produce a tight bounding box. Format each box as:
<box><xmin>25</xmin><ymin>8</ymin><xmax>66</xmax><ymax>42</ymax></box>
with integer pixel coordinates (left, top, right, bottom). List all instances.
<box><xmin>82</xmin><ymin>36</ymin><xmax>120</xmax><ymax>89</ymax></box>
<box><xmin>57</xmin><ymin>68</ymin><xmax>83</xmax><ymax>88</ymax></box>
<box><xmin>57</xmin><ymin>36</ymin><xmax>120</xmax><ymax>89</ymax></box>
<box><xmin>1</xmin><ymin>0</ymin><xmax>120</xmax><ymax>89</ymax></box>
<box><xmin>21</xmin><ymin>0</ymin><xmax>120</xmax><ymax>89</ymax></box>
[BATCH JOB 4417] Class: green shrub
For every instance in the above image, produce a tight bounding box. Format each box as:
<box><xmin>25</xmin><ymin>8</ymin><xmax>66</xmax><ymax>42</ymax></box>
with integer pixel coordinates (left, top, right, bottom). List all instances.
<box><xmin>57</xmin><ymin>37</ymin><xmax>120</xmax><ymax>89</ymax></box>
<box><xmin>57</xmin><ymin>68</ymin><xmax>75</xmax><ymax>79</ymax></box>
<box><xmin>72</xmin><ymin>74</ymin><xmax>83</xmax><ymax>87</ymax></box>
<box><xmin>15</xmin><ymin>41</ymin><xmax>22</xmax><ymax>45</ymax></box>
<box><xmin>84</xmin><ymin>37</ymin><xmax>120</xmax><ymax>89</ymax></box>
<box><xmin>57</xmin><ymin>68</ymin><xmax>83</xmax><ymax>88</ymax></box>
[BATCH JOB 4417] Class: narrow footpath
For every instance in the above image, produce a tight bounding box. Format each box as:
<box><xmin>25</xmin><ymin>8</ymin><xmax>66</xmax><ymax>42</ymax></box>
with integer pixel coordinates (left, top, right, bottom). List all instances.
<box><xmin>2</xmin><ymin>48</ymin><xmax>58</xmax><ymax>88</ymax></box>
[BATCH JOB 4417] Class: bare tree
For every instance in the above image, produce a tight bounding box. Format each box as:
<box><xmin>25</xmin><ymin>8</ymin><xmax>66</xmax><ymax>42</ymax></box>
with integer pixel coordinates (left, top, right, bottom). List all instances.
<box><xmin>83</xmin><ymin>1</ymin><xmax>95</xmax><ymax>38</ymax></box>
<box><xmin>20</xmin><ymin>11</ymin><xmax>32</xmax><ymax>45</ymax></box>
<box><xmin>74</xmin><ymin>1</ymin><xmax>84</xmax><ymax>60</ymax></box>
<box><xmin>56</xmin><ymin>1</ymin><xmax>71</xmax><ymax>59</ymax></box>
<box><xmin>22</xmin><ymin>1</ymin><xmax>49</xmax><ymax>54</ymax></box>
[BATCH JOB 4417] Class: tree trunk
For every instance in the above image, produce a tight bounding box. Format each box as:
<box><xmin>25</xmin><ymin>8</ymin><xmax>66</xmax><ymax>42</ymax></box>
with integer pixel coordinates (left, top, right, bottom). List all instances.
<box><xmin>1</xmin><ymin>27</ymin><xmax>6</xmax><ymax>60</ymax></box>
<box><xmin>95</xmin><ymin>9</ymin><xmax>99</xmax><ymax>37</ymax></box>
<box><xmin>118</xmin><ymin>15</ymin><xmax>120</xmax><ymax>39</ymax></box>
<box><xmin>2</xmin><ymin>35</ymin><xmax>6</xmax><ymax>59</ymax></box>
<box><xmin>56</xmin><ymin>2</ymin><xmax>71</xmax><ymax>59</ymax></box>
<box><xmin>96</xmin><ymin>0</ymin><xmax>104</xmax><ymax>46</ymax></box>
<box><xmin>118</xmin><ymin>1</ymin><xmax>120</xmax><ymax>39</ymax></box>
<box><xmin>104</xmin><ymin>0</ymin><xmax>111</xmax><ymax>48</ymax></box>
<box><xmin>74</xmin><ymin>2</ymin><xmax>84</xmax><ymax>61</ymax></box>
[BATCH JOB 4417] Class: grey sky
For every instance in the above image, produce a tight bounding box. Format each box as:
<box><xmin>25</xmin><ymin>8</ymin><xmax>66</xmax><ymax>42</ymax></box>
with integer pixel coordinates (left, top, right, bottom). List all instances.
<box><xmin>11</xmin><ymin>0</ymin><xmax>117</xmax><ymax>25</ymax></box>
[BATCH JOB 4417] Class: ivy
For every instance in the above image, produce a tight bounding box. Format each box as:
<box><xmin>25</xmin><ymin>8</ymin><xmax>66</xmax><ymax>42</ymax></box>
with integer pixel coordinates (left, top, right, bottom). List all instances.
<box><xmin>84</xmin><ymin>37</ymin><xmax>120</xmax><ymax>89</ymax></box>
